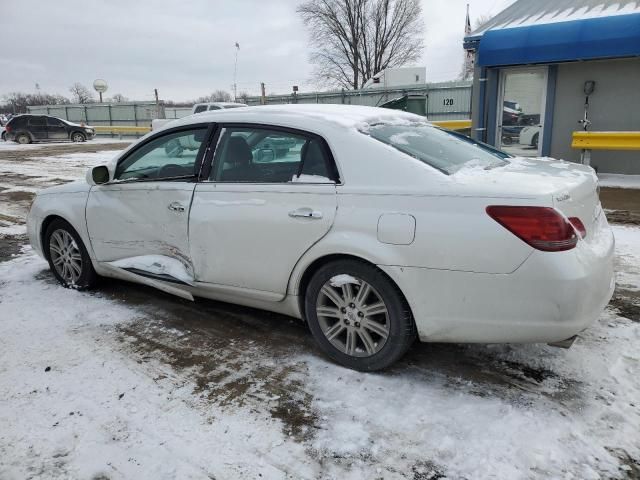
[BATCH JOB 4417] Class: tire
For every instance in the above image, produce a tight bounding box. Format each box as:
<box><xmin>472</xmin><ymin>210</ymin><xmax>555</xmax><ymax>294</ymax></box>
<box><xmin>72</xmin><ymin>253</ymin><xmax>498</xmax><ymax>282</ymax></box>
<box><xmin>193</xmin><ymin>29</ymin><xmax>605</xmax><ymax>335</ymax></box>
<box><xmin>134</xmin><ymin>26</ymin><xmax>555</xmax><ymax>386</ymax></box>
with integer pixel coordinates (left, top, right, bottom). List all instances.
<box><xmin>532</xmin><ymin>133</ymin><xmax>539</xmax><ymax>149</ymax></box>
<box><xmin>44</xmin><ymin>219</ymin><xmax>97</xmax><ymax>290</ymax></box>
<box><xmin>304</xmin><ymin>259</ymin><xmax>416</xmax><ymax>371</ymax></box>
<box><xmin>71</xmin><ymin>131</ymin><xmax>86</xmax><ymax>142</ymax></box>
<box><xmin>1</xmin><ymin>132</ymin><xmax>6</xmax><ymax>142</ymax></box>
<box><xmin>16</xmin><ymin>133</ymin><xmax>31</xmax><ymax>144</ymax></box>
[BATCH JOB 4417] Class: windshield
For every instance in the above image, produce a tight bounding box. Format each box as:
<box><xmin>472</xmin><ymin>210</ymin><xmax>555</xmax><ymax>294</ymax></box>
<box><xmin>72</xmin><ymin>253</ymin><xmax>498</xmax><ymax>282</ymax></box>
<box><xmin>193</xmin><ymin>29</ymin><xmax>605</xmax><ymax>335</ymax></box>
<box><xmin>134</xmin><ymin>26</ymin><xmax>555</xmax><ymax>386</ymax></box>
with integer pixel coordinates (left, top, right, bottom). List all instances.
<box><xmin>363</xmin><ymin>123</ymin><xmax>510</xmax><ymax>175</ymax></box>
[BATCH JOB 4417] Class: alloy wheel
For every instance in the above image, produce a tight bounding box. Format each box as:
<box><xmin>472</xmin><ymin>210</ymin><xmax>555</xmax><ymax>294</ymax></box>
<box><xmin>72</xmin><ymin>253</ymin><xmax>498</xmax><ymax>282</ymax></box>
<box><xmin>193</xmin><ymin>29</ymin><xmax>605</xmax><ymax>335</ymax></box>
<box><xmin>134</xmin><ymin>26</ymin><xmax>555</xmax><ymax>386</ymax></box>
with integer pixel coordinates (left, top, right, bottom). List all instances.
<box><xmin>316</xmin><ymin>276</ymin><xmax>389</xmax><ymax>357</ymax></box>
<box><xmin>49</xmin><ymin>229</ymin><xmax>83</xmax><ymax>284</ymax></box>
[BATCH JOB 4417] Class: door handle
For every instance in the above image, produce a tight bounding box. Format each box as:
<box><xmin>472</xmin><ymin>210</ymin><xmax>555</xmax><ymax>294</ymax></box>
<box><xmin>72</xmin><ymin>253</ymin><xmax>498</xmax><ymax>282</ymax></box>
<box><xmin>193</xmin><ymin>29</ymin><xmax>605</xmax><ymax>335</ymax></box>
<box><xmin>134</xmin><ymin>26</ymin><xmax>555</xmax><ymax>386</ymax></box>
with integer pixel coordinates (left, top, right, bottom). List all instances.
<box><xmin>168</xmin><ymin>202</ymin><xmax>185</xmax><ymax>212</ymax></box>
<box><xmin>289</xmin><ymin>207</ymin><xmax>323</xmax><ymax>219</ymax></box>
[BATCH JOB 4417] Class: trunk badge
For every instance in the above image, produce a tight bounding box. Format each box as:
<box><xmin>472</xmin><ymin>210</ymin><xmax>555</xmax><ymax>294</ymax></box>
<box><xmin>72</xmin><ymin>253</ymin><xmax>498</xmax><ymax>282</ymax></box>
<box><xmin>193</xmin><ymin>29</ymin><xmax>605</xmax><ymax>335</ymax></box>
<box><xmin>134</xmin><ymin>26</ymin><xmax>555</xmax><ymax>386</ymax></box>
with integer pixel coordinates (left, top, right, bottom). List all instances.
<box><xmin>556</xmin><ymin>193</ymin><xmax>571</xmax><ymax>202</ymax></box>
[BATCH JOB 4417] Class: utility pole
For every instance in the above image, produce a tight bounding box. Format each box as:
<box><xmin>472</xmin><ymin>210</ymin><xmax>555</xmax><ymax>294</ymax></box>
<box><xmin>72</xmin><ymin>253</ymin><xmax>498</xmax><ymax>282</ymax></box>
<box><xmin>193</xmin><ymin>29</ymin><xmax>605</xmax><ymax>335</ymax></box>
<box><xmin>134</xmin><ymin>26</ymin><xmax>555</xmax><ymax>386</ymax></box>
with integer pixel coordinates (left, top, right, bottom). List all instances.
<box><xmin>233</xmin><ymin>42</ymin><xmax>240</xmax><ymax>102</ymax></box>
<box><xmin>260</xmin><ymin>83</ymin><xmax>266</xmax><ymax>105</ymax></box>
<box><xmin>154</xmin><ymin>88</ymin><xmax>163</xmax><ymax>119</ymax></box>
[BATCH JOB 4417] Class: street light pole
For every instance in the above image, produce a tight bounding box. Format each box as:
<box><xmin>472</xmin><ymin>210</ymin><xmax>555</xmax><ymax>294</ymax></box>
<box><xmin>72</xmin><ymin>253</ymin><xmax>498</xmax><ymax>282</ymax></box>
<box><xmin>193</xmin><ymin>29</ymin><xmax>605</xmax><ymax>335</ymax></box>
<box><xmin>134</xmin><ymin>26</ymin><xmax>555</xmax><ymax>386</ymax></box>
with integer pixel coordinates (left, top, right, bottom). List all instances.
<box><xmin>233</xmin><ymin>42</ymin><xmax>240</xmax><ymax>102</ymax></box>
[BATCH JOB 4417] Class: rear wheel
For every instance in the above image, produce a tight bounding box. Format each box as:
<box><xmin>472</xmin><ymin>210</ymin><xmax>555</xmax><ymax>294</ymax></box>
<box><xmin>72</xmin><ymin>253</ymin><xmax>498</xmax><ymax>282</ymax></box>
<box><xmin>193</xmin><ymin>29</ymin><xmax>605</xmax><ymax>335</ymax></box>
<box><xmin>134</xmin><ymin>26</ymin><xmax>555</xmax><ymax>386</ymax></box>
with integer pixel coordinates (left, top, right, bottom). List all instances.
<box><xmin>16</xmin><ymin>133</ymin><xmax>31</xmax><ymax>144</ymax></box>
<box><xmin>44</xmin><ymin>219</ymin><xmax>97</xmax><ymax>289</ymax></box>
<box><xmin>71</xmin><ymin>131</ymin><xmax>86</xmax><ymax>142</ymax></box>
<box><xmin>305</xmin><ymin>259</ymin><xmax>416</xmax><ymax>371</ymax></box>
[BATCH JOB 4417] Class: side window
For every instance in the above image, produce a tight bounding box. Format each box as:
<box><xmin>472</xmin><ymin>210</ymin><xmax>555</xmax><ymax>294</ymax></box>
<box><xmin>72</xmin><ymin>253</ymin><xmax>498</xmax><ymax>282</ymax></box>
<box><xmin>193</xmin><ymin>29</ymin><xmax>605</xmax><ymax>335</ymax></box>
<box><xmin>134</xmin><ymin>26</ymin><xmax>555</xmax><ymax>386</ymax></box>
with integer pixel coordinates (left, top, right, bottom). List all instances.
<box><xmin>208</xmin><ymin>105</ymin><xmax>221</xmax><ymax>110</ymax></box>
<box><xmin>28</xmin><ymin>117</ymin><xmax>46</xmax><ymax>126</ymax></box>
<box><xmin>193</xmin><ymin>105</ymin><xmax>208</xmax><ymax>114</ymax></box>
<box><xmin>211</xmin><ymin>127</ymin><xmax>335</xmax><ymax>183</ymax></box>
<box><xmin>46</xmin><ymin>117</ymin><xmax>64</xmax><ymax>127</ymax></box>
<box><xmin>115</xmin><ymin>127</ymin><xmax>208</xmax><ymax>181</ymax></box>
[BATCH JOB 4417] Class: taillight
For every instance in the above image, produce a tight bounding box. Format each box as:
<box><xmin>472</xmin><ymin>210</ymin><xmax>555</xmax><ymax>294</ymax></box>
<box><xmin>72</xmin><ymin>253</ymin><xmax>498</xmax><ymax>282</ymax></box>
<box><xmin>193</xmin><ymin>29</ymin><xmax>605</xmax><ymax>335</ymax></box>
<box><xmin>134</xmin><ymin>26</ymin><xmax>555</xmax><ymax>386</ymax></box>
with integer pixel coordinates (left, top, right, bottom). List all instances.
<box><xmin>486</xmin><ymin>206</ymin><xmax>580</xmax><ymax>252</ymax></box>
<box><xmin>5</xmin><ymin>125</ymin><xmax>11</xmax><ymax>133</ymax></box>
<box><xmin>568</xmin><ymin>217</ymin><xmax>586</xmax><ymax>239</ymax></box>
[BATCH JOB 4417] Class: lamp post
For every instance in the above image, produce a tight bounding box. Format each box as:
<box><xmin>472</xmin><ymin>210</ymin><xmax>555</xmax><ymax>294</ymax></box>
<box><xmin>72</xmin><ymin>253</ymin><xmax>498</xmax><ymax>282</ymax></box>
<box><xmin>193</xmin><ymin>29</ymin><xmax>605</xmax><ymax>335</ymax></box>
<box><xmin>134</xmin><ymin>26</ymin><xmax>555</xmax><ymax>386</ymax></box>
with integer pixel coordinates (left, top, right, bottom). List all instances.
<box><xmin>233</xmin><ymin>42</ymin><xmax>240</xmax><ymax>102</ymax></box>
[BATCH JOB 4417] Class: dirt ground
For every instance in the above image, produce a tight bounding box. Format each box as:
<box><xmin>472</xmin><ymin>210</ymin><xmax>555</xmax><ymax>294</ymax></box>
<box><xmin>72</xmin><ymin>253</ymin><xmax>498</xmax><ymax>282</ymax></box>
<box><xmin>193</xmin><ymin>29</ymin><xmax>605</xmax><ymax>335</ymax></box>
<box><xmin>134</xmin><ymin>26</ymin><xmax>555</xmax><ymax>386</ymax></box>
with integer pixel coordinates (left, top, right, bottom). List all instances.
<box><xmin>1</xmin><ymin>142</ymin><xmax>639</xmax><ymax>478</ymax></box>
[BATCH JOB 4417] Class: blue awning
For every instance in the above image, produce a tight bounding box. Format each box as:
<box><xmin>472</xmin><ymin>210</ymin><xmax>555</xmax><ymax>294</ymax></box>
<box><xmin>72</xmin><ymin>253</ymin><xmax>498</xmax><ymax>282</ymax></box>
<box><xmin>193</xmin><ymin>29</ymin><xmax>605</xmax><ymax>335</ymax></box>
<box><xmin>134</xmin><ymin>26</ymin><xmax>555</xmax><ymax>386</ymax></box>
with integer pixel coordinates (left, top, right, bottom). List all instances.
<box><xmin>478</xmin><ymin>13</ymin><xmax>640</xmax><ymax>67</ymax></box>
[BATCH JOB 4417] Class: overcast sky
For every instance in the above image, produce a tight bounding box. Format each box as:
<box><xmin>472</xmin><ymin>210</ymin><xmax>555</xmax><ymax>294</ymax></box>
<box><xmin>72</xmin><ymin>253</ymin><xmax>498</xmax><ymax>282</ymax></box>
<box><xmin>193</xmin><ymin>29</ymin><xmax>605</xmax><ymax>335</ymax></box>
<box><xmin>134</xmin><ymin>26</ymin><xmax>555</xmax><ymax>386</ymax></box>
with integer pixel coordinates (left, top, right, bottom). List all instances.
<box><xmin>0</xmin><ymin>0</ymin><xmax>514</xmax><ymax>102</ymax></box>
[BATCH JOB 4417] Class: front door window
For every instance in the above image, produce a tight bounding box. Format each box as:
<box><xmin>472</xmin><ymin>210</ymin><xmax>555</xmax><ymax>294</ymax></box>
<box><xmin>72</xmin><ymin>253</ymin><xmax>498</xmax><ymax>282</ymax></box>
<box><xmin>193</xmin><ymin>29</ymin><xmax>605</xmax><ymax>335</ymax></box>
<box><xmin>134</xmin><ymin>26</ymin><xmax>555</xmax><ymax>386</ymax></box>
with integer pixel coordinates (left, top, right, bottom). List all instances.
<box><xmin>497</xmin><ymin>68</ymin><xmax>547</xmax><ymax>157</ymax></box>
<box><xmin>115</xmin><ymin>127</ymin><xmax>209</xmax><ymax>181</ymax></box>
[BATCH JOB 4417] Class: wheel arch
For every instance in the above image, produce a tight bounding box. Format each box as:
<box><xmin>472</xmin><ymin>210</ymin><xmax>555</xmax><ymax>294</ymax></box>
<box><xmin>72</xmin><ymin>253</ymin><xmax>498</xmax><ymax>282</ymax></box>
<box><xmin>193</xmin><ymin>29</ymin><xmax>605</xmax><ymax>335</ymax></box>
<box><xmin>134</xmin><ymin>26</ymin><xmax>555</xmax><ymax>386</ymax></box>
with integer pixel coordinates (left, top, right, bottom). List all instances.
<box><xmin>70</xmin><ymin>130</ymin><xmax>86</xmax><ymax>141</ymax></box>
<box><xmin>40</xmin><ymin>214</ymin><xmax>71</xmax><ymax>261</ymax></box>
<box><xmin>293</xmin><ymin>252</ymin><xmax>414</xmax><ymax>326</ymax></box>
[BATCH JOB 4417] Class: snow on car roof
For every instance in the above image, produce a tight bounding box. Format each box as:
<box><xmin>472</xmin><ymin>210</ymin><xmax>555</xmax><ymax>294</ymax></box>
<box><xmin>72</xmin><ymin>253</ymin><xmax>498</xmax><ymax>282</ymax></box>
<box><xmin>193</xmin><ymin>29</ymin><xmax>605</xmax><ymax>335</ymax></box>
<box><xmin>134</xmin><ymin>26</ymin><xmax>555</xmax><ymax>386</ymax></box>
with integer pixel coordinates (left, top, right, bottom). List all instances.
<box><xmin>170</xmin><ymin>104</ymin><xmax>425</xmax><ymax>130</ymax></box>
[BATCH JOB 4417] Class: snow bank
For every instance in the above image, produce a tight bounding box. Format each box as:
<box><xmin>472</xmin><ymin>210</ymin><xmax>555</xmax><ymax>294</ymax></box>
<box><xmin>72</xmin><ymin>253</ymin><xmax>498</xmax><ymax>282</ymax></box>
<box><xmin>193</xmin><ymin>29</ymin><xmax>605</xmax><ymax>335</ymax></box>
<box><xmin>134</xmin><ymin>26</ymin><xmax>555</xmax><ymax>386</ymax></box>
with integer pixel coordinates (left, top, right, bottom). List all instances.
<box><xmin>598</xmin><ymin>173</ymin><xmax>640</xmax><ymax>190</ymax></box>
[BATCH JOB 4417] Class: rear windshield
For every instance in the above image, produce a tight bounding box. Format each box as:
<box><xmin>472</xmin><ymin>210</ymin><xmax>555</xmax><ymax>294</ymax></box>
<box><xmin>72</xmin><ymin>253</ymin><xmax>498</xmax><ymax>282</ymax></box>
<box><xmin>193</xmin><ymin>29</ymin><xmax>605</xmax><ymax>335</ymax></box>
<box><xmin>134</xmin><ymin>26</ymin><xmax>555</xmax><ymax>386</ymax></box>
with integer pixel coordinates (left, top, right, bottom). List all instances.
<box><xmin>362</xmin><ymin>123</ymin><xmax>510</xmax><ymax>175</ymax></box>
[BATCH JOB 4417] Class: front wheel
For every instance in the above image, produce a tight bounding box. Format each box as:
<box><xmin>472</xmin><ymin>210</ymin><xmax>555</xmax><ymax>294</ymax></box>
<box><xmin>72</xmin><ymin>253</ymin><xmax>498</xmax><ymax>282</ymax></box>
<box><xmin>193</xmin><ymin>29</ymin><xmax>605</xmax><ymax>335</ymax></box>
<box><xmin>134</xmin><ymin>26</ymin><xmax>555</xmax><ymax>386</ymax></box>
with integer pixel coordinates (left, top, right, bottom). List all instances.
<box><xmin>44</xmin><ymin>219</ymin><xmax>97</xmax><ymax>289</ymax></box>
<box><xmin>71</xmin><ymin>132</ymin><xmax>86</xmax><ymax>142</ymax></box>
<box><xmin>305</xmin><ymin>259</ymin><xmax>416</xmax><ymax>371</ymax></box>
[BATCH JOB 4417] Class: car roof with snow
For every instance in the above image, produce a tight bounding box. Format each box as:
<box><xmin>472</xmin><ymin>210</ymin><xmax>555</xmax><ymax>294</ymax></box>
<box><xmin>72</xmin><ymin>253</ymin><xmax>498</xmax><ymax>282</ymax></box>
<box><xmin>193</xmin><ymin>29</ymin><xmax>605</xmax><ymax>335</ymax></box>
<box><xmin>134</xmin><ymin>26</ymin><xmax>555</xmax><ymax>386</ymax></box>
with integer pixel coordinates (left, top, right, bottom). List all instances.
<box><xmin>167</xmin><ymin>104</ymin><xmax>426</xmax><ymax>132</ymax></box>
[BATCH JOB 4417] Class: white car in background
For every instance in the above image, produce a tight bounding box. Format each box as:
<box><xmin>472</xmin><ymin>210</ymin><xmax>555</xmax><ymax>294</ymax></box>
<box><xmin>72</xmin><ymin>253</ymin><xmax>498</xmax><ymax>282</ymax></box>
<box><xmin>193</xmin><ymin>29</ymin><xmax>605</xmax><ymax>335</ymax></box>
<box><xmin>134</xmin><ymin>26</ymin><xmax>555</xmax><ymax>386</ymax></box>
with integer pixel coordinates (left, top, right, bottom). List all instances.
<box><xmin>519</xmin><ymin>125</ymin><xmax>542</xmax><ymax>148</ymax></box>
<box><xmin>26</xmin><ymin>105</ymin><xmax>615</xmax><ymax>371</ymax></box>
<box><xmin>151</xmin><ymin>102</ymin><xmax>247</xmax><ymax>131</ymax></box>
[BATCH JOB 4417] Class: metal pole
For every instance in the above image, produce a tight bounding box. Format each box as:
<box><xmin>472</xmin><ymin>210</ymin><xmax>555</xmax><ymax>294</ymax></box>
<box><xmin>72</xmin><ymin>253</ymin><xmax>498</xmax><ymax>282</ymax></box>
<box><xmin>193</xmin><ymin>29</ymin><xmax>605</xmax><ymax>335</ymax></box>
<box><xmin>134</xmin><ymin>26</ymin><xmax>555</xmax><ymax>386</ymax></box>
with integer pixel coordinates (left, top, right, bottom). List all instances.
<box><xmin>233</xmin><ymin>42</ymin><xmax>240</xmax><ymax>102</ymax></box>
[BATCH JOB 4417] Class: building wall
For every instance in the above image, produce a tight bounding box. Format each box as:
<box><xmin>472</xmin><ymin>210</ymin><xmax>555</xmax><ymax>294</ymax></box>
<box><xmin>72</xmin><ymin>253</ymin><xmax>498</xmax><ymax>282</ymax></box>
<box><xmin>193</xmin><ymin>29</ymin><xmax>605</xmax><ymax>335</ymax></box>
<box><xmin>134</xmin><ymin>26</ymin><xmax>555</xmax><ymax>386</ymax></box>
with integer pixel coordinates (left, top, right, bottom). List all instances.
<box><xmin>550</xmin><ymin>58</ymin><xmax>640</xmax><ymax>174</ymax></box>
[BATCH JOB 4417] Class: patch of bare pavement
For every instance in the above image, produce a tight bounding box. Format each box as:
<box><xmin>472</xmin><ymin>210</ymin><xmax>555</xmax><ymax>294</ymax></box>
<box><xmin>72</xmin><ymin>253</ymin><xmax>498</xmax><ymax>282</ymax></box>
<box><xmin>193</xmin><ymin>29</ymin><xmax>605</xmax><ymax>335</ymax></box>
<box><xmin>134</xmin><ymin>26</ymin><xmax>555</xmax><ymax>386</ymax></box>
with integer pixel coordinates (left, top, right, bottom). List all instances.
<box><xmin>0</xmin><ymin>141</ymin><xmax>130</xmax><ymax>162</ymax></box>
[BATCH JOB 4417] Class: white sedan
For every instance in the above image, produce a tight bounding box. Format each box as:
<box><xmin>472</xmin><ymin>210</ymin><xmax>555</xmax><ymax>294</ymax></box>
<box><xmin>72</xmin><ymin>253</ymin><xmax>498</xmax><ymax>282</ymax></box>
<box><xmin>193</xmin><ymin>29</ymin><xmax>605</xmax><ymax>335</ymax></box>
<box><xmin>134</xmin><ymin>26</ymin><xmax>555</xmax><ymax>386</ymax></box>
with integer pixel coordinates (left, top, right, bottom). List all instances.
<box><xmin>27</xmin><ymin>105</ymin><xmax>615</xmax><ymax>371</ymax></box>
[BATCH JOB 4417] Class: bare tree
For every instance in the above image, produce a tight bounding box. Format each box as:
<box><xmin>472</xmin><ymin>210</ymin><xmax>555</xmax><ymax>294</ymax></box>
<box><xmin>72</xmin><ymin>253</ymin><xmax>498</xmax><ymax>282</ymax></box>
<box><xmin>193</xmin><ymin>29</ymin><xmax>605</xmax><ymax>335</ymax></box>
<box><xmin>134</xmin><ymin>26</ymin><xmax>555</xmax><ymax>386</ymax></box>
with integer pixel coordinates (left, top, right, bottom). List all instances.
<box><xmin>237</xmin><ymin>91</ymin><xmax>249</xmax><ymax>104</ymax></box>
<box><xmin>68</xmin><ymin>83</ymin><xmax>94</xmax><ymax>104</ymax></box>
<box><xmin>196</xmin><ymin>90</ymin><xmax>233</xmax><ymax>103</ymax></box>
<box><xmin>1</xmin><ymin>91</ymin><xmax>70</xmax><ymax>114</ymax></box>
<box><xmin>297</xmin><ymin>0</ymin><xmax>424</xmax><ymax>89</ymax></box>
<box><xmin>110</xmin><ymin>93</ymin><xmax>128</xmax><ymax>103</ymax></box>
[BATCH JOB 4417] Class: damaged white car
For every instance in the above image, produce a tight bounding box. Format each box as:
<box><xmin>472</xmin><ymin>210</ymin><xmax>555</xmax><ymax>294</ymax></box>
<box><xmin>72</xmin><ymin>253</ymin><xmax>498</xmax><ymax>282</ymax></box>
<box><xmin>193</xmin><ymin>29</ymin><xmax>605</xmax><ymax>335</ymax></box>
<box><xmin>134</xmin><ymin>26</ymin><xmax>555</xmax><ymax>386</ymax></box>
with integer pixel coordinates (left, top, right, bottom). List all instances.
<box><xmin>27</xmin><ymin>105</ymin><xmax>615</xmax><ymax>371</ymax></box>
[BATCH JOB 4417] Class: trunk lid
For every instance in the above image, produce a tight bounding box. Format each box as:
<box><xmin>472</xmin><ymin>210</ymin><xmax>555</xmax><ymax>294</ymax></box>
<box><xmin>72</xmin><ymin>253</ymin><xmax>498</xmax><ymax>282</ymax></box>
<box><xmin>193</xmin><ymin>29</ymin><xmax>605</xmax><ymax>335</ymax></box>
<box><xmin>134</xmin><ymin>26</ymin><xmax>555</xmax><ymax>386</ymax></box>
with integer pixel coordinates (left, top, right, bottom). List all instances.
<box><xmin>452</xmin><ymin>156</ymin><xmax>603</xmax><ymax>238</ymax></box>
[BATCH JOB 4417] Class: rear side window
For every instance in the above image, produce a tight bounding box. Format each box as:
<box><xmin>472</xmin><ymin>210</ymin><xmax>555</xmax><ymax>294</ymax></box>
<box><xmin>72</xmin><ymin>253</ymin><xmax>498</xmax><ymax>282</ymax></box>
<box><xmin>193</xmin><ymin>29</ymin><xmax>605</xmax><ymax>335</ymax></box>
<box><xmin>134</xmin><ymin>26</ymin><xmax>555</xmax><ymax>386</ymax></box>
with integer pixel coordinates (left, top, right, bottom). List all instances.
<box><xmin>210</xmin><ymin>126</ymin><xmax>336</xmax><ymax>183</ymax></box>
<box><xmin>363</xmin><ymin>123</ymin><xmax>509</xmax><ymax>175</ymax></box>
<box><xmin>28</xmin><ymin>117</ymin><xmax>46</xmax><ymax>126</ymax></box>
<box><xmin>46</xmin><ymin>117</ymin><xmax>65</xmax><ymax>127</ymax></box>
<box><xmin>193</xmin><ymin>105</ymin><xmax>208</xmax><ymax>114</ymax></box>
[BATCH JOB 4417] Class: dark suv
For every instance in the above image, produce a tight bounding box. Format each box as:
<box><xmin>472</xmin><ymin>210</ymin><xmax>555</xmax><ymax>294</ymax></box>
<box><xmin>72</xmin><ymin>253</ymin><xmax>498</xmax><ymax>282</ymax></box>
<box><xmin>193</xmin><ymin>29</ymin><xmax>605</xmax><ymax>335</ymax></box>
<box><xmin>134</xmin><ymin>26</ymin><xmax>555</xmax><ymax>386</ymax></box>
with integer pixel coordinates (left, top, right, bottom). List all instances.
<box><xmin>5</xmin><ymin>115</ymin><xmax>95</xmax><ymax>144</ymax></box>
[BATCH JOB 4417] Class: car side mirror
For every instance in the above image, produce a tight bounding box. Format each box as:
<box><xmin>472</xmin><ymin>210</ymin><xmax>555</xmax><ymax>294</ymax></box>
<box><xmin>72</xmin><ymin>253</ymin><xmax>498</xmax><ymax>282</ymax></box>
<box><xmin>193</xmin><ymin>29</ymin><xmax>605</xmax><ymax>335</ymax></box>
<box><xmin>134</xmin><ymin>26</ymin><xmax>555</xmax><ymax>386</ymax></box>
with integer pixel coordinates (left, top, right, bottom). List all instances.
<box><xmin>91</xmin><ymin>165</ymin><xmax>110</xmax><ymax>185</ymax></box>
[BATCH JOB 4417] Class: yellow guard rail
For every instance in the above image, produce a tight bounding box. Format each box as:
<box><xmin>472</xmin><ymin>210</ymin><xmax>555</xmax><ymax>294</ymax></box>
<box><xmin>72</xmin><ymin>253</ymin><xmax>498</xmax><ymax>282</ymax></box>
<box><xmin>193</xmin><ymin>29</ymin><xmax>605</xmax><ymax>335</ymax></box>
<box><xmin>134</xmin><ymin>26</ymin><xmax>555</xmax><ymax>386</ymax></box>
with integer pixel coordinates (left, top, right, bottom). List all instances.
<box><xmin>431</xmin><ymin>119</ymin><xmax>472</xmax><ymax>131</ymax></box>
<box><xmin>571</xmin><ymin>131</ymin><xmax>640</xmax><ymax>151</ymax></box>
<box><xmin>93</xmin><ymin>125</ymin><xmax>151</xmax><ymax>134</ymax></box>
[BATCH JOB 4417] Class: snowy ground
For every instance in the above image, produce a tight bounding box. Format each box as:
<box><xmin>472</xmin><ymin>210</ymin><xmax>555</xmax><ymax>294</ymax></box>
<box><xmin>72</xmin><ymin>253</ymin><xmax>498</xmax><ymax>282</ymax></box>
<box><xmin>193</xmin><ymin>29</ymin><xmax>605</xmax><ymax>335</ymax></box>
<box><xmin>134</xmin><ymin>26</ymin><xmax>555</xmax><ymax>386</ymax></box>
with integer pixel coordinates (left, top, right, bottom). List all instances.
<box><xmin>1</xmin><ymin>145</ymin><xmax>639</xmax><ymax>479</ymax></box>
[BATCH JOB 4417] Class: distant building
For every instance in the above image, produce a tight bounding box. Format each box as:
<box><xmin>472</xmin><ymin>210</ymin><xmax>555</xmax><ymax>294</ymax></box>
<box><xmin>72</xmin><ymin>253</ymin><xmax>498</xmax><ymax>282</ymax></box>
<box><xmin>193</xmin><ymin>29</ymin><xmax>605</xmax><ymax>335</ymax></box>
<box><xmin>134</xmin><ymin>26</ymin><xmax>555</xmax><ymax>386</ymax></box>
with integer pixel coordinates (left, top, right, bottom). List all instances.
<box><xmin>362</xmin><ymin>67</ymin><xmax>426</xmax><ymax>89</ymax></box>
<box><xmin>464</xmin><ymin>0</ymin><xmax>640</xmax><ymax>174</ymax></box>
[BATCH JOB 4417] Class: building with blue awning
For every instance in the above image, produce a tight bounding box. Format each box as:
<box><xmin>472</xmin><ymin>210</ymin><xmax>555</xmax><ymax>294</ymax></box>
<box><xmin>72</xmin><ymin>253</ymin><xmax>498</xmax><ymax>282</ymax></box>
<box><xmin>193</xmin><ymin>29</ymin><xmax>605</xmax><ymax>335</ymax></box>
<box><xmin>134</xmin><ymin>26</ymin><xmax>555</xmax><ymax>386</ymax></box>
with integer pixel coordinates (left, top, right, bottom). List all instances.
<box><xmin>464</xmin><ymin>0</ymin><xmax>640</xmax><ymax>174</ymax></box>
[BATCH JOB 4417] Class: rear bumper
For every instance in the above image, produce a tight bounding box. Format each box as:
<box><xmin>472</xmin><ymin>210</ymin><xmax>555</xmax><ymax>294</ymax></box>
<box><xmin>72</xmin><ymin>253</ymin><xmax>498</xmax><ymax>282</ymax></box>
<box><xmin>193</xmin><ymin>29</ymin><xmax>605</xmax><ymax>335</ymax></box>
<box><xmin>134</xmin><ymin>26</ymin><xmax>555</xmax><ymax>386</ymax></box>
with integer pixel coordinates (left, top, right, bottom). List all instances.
<box><xmin>380</xmin><ymin>225</ymin><xmax>615</xmax><ymax>344</ymax></box>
